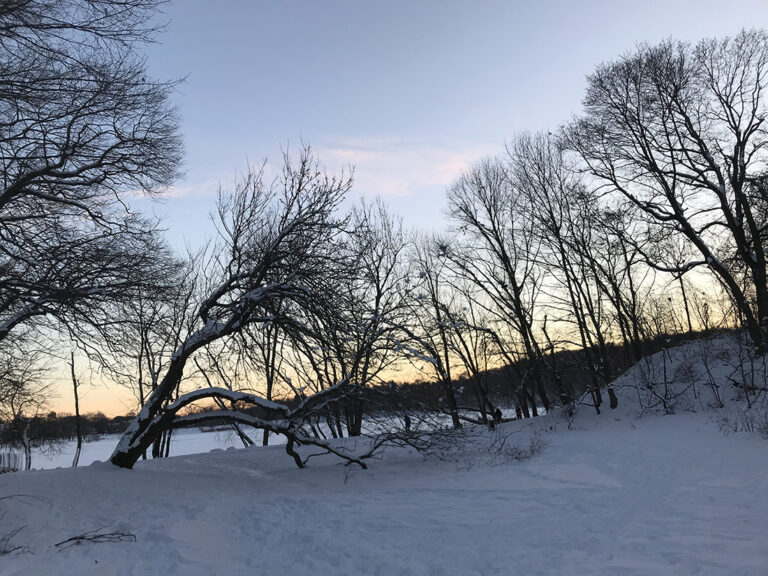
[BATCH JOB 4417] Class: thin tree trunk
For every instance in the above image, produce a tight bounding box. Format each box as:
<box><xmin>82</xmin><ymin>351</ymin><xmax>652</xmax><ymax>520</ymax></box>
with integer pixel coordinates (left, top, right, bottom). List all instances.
<box><xmin>22</xmin><ymin>421</ymin><xmax>31</xmax><ymax>470</ymax></box>
<box><xmin>71</xmin><ymin>352</ymin><xmax>83</xmax><ymax>468</ymax></box>
<box><xmin>677</xmin><ymin>275</ymin><xmax>694</xmax><ymax>334</ymax></box>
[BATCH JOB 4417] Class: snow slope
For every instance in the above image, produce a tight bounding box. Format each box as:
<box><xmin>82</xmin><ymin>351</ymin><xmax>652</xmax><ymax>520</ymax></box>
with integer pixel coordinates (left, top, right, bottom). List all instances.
<box><xmin>1</xmin><ymin>337</ymin><xmax>767</xmax><ymax>575</ymax></box>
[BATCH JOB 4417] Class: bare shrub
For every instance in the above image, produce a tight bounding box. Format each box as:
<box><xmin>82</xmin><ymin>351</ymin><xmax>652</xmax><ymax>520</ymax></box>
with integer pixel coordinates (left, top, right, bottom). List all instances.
<box><xmin>716</xmin><ymin>405</ymin><xmax>768</xmax><ymax>439</ymax></box>
<box><xmin>631</xmin><ymin>350</ymin><xmax>693</xmax><ymax>415</ymax></box>
<box><xmin>380</xmin><ymin>424</ymin><xmax>548</xmax><ymax>471</ymax></box>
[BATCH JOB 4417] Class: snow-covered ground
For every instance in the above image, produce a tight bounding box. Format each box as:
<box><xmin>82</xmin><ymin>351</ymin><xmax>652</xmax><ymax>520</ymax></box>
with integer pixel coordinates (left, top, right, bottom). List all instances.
<box><xmin>1</xmin><ymin>336</ymin><xmax>767</xmax><ymax>575</ymax></box>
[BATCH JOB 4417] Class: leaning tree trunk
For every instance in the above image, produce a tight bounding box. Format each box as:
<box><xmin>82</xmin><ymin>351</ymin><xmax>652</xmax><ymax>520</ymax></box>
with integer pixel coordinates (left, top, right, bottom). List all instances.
<box><xmin>111</xmin><ymin>342</ymin><xmax>198</xmax><ymax>468</ymax></box>
<box><xmin>111</xmin><ymin>309</ymin><xmax>249</xmax><ymax>468</ymax></box>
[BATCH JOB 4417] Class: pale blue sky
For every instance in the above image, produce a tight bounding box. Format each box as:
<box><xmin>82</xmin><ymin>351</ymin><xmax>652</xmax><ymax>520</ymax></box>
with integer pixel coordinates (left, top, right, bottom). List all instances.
<box><xmin>136</xmin><ymin>0</ymin><xmax>768</xmax><ymax>250</ymax></box>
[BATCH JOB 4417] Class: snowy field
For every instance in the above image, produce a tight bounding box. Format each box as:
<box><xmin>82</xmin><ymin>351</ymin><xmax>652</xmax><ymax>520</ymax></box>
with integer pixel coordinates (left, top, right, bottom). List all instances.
<box><xmin>1</xmin><ymin>337</ymin><xmax>768</xmax><ymax>575</ymax></box>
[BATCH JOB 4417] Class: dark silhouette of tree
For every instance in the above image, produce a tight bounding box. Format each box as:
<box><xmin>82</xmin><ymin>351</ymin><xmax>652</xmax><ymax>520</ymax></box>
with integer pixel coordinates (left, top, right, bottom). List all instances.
<box><xmin>0</xmin><ymin>0</ymin><xmax>182</xmax><ymax>342</ymax></box>
<box><xmin>447</xmin><ymin>157</ymin><xmax>569</xmax><ymax>414</ymax></box>
<box><xmin>110</xmin><ymin>149</ymin><xmax>367</xmax><ymax>469</ymax></box>
<box><xmin>566</xmin><ymin>30</ymin><xmax>768</xmax><ymax>353</ymax></box>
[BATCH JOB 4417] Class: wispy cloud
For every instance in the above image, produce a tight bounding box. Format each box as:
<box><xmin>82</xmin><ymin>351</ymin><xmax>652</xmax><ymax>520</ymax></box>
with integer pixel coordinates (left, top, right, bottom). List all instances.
<box><xmin>156</xmin><ymin>137</ymin><xmax>498</xmax><ymax>205</ymax></box>
<box><xmin>317</xmin><ymin>137</ymin><xmax>497</xmax><ymax>200</ymax></box>
<box><xmin>163</xmin><ymin>179</ymin><xmax>223</xmax><ymax>199</ymax></box>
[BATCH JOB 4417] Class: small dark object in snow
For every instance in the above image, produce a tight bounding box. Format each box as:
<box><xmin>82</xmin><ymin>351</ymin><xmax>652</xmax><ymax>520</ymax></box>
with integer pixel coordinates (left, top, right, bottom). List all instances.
<box><xmin>55</xmin><ymin>528</ymin><xmax>136</xmax><ymax>550</ymax></box>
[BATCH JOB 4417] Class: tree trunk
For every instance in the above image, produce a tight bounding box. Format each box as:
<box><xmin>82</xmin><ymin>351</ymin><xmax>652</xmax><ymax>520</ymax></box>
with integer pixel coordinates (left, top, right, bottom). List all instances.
<box><xmin>71</xmin><ymin>352</ymin><xmax>83</xmax><ymax>468</ymax></box>
<box><xmin>22</xmin><ymin>421</ymin><xmax>31</xmax><ymax>471</ymax></box>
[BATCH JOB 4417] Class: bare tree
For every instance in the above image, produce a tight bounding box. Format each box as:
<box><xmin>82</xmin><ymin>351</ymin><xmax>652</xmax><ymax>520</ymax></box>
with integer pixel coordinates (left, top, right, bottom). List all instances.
<box><xmin>94</xmin><ymin>254</ymin><xmax>195</xmax><ymax>405</ymax></box>
<box><xmin>0</xmin><ymin>0</ymin><xmax>181</xmax><ymax>343</ymax></box>
<box><xmin>509</xmin><ymin>133</ymin><xmax>617</xmax><ymax>411</ymax></box>
<box><xmin>0</xmin><ymin>335</ymin><xmax>51</xmax><ymax>470</ymax></box>
<box><xmin>69</xmin><ymin>351</ymin><xmax>82</xmax><ymax>467</ymax></box>
<box><xmin>438</xmin><ymin>277</ymin><xmax>500</xmax><ymax>425</ymax></box>
<box><xmin>571</xmin><ymin>202</ymin><xmax>653</xmax><ymax>365</ymax></box>
<box><xmin>400</xmin><ymin>236</ymin><xmax>463</xmax><ymax>429</ymax></box>
<box><xmin>447</xmin><ymin>157</ymin><xmax>572</xmax><ymax>414</ymax></box>
<box><xmin>110</xmin><ymin>149</ymin><xmax>364</xmax><ymax>469</ymax></box>
<box><xmin>82</xmin><ymin>252</ymin><xmax>197</xmax><ymax>459</ymax></box>
<box><xmin>566</xmin><ymin>30</ymin><xmax>768</xmax><ymax>352</ymax></box>
<box><xmin>341</xmin><ymin>199</ymin><xmax>411</xmax><ymax>435</ymax></box>
<box><xmin>262</xmin><ymin>198</ymin><xmax>410</xmax><ymax>439</ymax></box>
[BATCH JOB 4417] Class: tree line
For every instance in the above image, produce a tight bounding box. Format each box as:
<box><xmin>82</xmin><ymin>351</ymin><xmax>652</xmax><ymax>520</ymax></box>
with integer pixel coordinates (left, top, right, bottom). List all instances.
<box><xmin>0</xmin><ymin>1</ymin><xmax>765</xmax><ymax>469</ymax></box>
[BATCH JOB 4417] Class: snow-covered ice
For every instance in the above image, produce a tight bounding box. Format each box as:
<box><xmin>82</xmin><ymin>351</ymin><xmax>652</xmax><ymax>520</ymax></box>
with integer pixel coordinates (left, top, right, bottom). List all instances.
<box><xmin>26</xmin><ymin>427</ymin><xmax>259</xmax><ymax>470</ymax></box>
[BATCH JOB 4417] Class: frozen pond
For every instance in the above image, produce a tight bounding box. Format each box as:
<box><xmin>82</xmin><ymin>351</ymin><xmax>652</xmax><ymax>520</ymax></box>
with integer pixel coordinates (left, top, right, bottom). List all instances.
<box><xmin>24</xmin><ymin>426</ymin><xmax>287</xmax><ymax>470</ymax></box>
